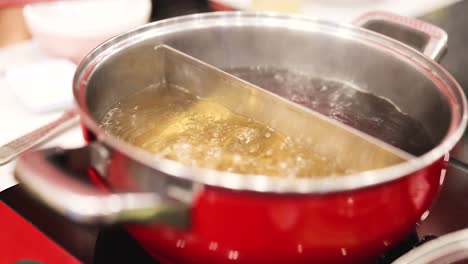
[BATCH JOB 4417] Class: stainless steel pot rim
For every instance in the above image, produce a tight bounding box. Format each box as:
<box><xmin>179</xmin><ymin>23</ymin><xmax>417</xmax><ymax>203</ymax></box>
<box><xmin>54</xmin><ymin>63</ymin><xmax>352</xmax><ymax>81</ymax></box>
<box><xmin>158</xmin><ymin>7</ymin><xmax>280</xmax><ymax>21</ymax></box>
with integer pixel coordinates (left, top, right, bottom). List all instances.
<box><xmin>393</xmin><ymin>228</ymin><xmax>468</xmax><ymax>263</ymax></box>
<box><xmin>74</xmin><ymin>11</ymin><xmax>468</xmax><ymax>194</ymax></box>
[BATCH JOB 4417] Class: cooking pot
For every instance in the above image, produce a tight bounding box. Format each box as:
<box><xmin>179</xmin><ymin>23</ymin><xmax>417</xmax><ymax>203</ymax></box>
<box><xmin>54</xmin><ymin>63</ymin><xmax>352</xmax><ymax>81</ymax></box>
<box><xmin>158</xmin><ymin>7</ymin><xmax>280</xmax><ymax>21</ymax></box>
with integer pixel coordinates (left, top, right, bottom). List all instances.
<box><xmin>14</xmin><ymin>11</ymin><xmax>467</xmax><ymax>264</ymax></box>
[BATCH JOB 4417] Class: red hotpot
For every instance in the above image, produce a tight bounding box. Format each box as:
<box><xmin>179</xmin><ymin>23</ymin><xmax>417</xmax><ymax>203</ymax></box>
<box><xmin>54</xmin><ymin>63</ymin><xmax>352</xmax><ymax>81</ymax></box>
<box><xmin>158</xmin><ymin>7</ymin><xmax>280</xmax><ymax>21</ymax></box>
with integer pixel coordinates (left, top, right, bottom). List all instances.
<box><xmin>14</xmin><ymin>11</ymin><xmax>468</xmax><ymax>264</ymax></box>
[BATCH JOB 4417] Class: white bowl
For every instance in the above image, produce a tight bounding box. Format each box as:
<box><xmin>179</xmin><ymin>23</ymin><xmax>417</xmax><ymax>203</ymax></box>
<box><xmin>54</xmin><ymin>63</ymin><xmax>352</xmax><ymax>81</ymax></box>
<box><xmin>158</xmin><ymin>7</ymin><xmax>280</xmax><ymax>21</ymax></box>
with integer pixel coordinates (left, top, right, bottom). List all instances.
<box><xmin>23</xmin><ymin>0</ymin><xmax>152</xmax><ymax>63</ymax></box>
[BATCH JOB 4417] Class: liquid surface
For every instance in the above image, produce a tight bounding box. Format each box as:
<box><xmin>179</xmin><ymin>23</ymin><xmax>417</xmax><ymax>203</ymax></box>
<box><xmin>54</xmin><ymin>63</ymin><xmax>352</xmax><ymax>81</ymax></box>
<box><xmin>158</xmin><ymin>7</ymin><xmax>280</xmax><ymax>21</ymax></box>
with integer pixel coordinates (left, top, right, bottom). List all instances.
<box><xmin>100</xmin><ymin>85</ymin><xmax>352</xmax><ymax>177</ymax></box>
<box><xmin>100</xmin><ymin>67</ymin><xmax>433</xmax><ymax>178</ymax></box>
<box><xmin>227</xmin><ymin>67</ymin><xmax>433</xmax><ymax>155</ymax></box>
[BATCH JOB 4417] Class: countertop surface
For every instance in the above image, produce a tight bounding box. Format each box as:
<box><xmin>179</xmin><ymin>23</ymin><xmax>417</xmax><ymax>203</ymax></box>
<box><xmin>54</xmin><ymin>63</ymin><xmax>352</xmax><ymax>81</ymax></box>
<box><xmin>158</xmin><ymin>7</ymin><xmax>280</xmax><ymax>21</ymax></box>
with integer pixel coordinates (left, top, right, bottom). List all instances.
<box><xmin>0</xmin><ymin>42</ymin><xmax>85</xmax><ymax>192</ymax></box>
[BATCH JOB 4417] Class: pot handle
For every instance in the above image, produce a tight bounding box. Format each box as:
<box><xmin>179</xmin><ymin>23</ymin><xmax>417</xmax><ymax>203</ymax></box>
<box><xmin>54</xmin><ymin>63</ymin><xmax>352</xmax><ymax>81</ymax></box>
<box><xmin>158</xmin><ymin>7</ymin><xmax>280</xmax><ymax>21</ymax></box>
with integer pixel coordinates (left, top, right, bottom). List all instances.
<box><xmin>14</xmin><ymin>143</ymin><xmax>192</xmax><ymax>227</ymax></box>
<box><xmin>352</xmin><ymin>11</ymin><xmax>448</xmax><ymax>62</ymax></box>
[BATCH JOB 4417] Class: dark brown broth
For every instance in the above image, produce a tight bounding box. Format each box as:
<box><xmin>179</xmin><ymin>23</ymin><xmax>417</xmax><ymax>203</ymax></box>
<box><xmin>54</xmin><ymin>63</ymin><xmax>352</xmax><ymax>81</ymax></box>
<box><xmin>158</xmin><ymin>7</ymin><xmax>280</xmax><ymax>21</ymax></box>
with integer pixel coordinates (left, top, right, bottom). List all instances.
<box><xmin>227</xmin><ymin>67</ymin><xmax>434</xmax><ymax>156</ymax></box>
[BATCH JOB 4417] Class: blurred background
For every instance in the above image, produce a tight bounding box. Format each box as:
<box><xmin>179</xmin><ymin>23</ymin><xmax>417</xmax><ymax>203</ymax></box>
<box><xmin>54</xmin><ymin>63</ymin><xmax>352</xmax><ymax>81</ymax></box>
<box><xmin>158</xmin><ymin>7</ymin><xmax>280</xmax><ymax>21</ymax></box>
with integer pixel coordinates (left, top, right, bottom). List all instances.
<box><xmin>0</xmin><ymin>0</ymin><xmax>461</xmax><ymax>49</ymax></box>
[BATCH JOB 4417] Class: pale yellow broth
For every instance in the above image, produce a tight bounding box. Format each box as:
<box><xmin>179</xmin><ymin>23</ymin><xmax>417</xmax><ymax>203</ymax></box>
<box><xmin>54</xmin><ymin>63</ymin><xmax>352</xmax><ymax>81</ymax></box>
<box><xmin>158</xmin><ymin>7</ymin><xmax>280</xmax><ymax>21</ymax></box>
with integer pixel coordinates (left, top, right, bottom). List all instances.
<box><xmin>100</xmin><ymin>85</ymin><xmax>353</xmax><ymax>177</ymax></box>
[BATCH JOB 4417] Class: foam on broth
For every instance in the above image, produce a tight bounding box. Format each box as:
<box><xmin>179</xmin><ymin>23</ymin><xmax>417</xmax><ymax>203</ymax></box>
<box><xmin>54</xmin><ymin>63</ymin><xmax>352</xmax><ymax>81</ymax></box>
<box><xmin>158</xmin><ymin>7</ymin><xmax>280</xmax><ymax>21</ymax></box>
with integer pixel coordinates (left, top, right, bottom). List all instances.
<box><xmin>100</xmin><ymin>84</ymin><xmax>353</xmax><ymax>177</ymax></box>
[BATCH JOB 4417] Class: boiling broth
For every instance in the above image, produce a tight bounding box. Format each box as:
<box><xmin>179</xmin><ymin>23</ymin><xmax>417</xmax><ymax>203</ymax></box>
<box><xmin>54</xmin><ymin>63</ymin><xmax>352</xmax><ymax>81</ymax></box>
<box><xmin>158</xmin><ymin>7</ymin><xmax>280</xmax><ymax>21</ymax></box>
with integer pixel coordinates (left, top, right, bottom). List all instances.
<box><xmin>227</xmin><ymin>67</ymin><xmax>434</xmax><ymax>156</ymax></box>
<box><xmin>100</xmin><ymin>67</ymin><xmax>432</xmax><ymax>178</ymax></box>
<box><xmin>100</xmin><ymin>85</ymin><xmax>353</xmax><ymax>177</ymax></box>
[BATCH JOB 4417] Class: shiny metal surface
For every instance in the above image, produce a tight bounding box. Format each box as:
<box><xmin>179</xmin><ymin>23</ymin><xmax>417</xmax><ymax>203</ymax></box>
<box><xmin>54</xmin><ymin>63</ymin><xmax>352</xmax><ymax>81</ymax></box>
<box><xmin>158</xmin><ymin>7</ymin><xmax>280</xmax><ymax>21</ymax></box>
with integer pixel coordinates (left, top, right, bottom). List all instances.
<box><xmin>14</xmin><ymin>143</ymin><xmax>194</xmax><ymax>225</ymax></box>
<box><xmin>395</xmin><ymin>228</ymin><xmax>468</xmax><ymax>264</ymax></box>
<box><xmin>0</xmin><ymin>109</ymin><xmax>79</xmax><ymax>165</ymax></box>
<box><xmin>158</xmin><ymin>44</ymin><xmax>409</xmax><ymax>171</ymax></box>
<box><xmin>353</xmin><ymin>11</ymin><xmax>448</xmax><ymax>61</ymax></box>
<box><xmin>421</xmin><ymin>2</ymin><xmax>468</xmax><ymax>166</ymax></box>
<box><xmin>76</xmin><ymin>12</ymin><xmax>466</xmax><ymax>192</ymax></box>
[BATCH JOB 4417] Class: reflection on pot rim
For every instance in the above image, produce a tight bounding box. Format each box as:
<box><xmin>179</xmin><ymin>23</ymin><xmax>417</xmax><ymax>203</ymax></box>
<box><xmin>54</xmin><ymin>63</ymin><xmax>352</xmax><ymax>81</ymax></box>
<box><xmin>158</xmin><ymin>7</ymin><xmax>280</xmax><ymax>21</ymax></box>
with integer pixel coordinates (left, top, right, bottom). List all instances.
<box><xmin>73</xmin><ymin>12</ymin><xmax>468</xmax><ymax>194</ymax></box>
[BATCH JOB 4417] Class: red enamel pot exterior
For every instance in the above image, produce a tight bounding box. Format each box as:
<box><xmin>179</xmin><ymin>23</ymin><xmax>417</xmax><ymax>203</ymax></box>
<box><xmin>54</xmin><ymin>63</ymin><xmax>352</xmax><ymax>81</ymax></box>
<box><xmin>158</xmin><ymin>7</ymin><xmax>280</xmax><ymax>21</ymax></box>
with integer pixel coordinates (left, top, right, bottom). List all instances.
<box><xmin>80</xmin><ymin>129</ymin><xmax>448</xmax><ymax>263</ymax></box>
<box><xmin>126</xmin><ymin>159</ymin><xmax>446</xmax><ymax>264</ymax></box>
<box><xmin>84</xmin><ymin>135</ymin><xmax>443</xmax><ymax>264</ymax></box>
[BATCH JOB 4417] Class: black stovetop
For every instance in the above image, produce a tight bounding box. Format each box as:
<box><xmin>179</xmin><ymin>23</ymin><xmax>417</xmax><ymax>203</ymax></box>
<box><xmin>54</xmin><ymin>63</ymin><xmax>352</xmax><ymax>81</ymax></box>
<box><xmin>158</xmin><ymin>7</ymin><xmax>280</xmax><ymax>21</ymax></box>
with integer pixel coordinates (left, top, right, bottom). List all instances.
<box><xmin>4</xmin><ymin>1</ymin><xmax>468</xmax><ymax>263</ymax></box>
